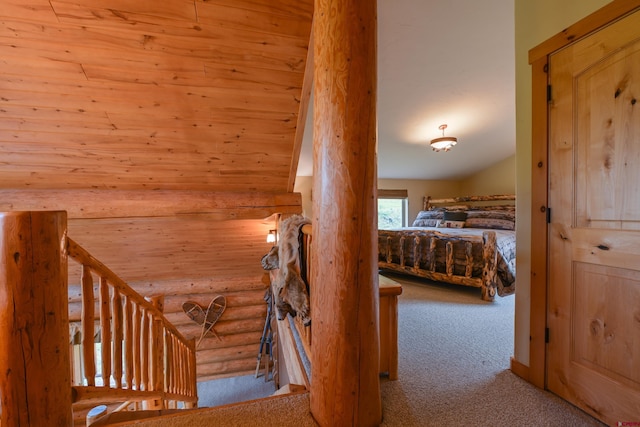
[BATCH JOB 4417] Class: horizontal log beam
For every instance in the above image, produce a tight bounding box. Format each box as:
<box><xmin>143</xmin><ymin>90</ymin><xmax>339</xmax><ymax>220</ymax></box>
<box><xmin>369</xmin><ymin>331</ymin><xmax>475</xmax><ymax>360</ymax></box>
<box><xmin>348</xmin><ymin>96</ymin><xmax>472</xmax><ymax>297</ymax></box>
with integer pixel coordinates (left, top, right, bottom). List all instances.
<box><xmin>423</xmin><ymin>194</ymin><xmax>515</xmax><ymax>210</ymax></box>
<box><xmin>71</xmin><ymin>386</ymin><xmax>199</xmax><ymax>406</ymax></box>
<box><xmin>196</xmin><ymin>357</ymin><xmax>258</xmax><ymax>378</ymax></box>
<box><xmin>378</xmin><ymin>263</ymin><xmax>483</xmax><ymax>288</ymax></box>
<box><xmin>0</xmin><ymin>189</ymin><xmax>302</xmax><ymax>220</ymax></box>
<box><xmin>195</xmin><ymin>343</ymin><xmax>258</xmax><ymax>365</ymax></box>
<box><xmin>193</xmin><ymin>331</ymin><xmax>262</xmax><ymax>352</ymax></box>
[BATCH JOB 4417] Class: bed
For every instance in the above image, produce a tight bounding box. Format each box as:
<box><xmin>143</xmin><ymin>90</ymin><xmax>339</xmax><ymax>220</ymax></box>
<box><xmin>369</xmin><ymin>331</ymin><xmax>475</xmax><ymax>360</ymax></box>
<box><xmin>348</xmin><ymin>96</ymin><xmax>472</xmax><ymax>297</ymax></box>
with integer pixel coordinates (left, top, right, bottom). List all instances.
<box><xmin>378</xmin><ymin>194</ymin><xmax>516</xmax><ymax>301</ymax></box>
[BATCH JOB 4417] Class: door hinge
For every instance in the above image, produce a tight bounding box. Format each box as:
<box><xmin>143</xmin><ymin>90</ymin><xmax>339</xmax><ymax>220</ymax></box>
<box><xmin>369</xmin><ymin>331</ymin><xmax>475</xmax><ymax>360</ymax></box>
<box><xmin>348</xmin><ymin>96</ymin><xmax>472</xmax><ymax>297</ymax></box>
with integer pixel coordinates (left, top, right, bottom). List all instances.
<box><xmin>545</xmin><ymin>327</ymin><xmax>550</xmax><ymax>343</ymax></box>
<box><xmin>547</xmin><ymin>85</ymin><xmax>552</xmax><ymax>102</ymax></box>
<box><xmin>546</xmin><ymin>207</ymin><xmax>551</xmax><ymax>224</ymax></box>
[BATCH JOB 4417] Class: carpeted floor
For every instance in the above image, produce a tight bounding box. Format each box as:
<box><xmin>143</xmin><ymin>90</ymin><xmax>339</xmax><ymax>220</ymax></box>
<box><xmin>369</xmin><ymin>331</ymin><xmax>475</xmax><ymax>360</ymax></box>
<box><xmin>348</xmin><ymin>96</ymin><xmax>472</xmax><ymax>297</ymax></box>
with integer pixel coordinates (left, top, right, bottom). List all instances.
<box><xmin>377</xmin><ymin>273</ymin><xmax>605</xmax><ymax>426</ymax></box>
<box><xmin>150</xmin><ymin>274</ymin><xmax>606</xmax><ymax>426</ymax></box>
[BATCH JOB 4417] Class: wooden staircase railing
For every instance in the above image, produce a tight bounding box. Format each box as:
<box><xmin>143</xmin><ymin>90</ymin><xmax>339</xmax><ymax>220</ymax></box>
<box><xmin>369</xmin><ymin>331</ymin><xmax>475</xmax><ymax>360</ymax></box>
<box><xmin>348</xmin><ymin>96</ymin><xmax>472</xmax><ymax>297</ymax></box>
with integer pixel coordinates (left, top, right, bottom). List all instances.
<box><xmin>0</xmin><ymin>211</ymin><xmax>197</xmax><ymax>426</ymax></box>
<box><xmin>67</xmin><ymin>237</ymin><xmax>198</xmax><ymax>413</ymax></box>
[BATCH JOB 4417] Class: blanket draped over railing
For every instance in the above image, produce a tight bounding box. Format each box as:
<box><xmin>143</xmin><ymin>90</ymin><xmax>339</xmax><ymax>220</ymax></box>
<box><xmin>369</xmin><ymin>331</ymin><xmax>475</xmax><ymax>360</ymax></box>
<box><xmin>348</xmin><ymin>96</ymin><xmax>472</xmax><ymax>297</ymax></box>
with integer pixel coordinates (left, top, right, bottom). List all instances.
<box><xmin>0</xmin><ymin>211</ymin><xmax>197</xmax><ymax>426</ymax></box>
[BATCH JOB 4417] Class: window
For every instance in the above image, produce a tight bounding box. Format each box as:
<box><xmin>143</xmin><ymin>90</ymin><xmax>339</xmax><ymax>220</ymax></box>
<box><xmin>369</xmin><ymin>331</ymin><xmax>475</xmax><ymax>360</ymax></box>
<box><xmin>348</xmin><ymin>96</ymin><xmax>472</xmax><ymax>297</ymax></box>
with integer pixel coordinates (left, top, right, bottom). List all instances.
<box><xmin>378</xmin><ymin>189</ymin><xmax>408</xmax><ymax>229</ymax></box>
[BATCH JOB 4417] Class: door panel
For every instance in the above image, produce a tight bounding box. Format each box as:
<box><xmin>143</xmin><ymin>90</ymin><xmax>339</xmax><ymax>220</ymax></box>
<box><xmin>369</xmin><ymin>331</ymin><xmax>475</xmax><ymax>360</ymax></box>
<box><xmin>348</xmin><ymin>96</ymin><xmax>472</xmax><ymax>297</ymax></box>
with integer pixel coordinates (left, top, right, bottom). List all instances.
<box><xmin>575</xmin><ymin>39</ymin><xmax>640</xmax><ymax>231</ymax></box>
<box><xmin>573</xmin><ymin>262</ymin><xmax>640</xmax><ymax>386</ymax></box>
<box><xmin>548</xmin><ymin>8</ymin><xmax>640</xmax><ymax>424</ymax></box>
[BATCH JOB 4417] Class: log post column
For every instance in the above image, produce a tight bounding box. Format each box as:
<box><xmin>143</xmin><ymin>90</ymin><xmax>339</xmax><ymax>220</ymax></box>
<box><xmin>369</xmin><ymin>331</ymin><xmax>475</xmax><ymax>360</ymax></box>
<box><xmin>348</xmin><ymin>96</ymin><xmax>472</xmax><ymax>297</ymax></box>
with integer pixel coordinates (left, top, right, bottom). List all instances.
<box><xmin>0</xmin><ymin>211</ymin><xmax>72</xmax><ymax>426</ymax></box>
<box><xmin>311</xmin><ymin>0</ymin><xmax>381</xmax><ymax>425</ymax></box>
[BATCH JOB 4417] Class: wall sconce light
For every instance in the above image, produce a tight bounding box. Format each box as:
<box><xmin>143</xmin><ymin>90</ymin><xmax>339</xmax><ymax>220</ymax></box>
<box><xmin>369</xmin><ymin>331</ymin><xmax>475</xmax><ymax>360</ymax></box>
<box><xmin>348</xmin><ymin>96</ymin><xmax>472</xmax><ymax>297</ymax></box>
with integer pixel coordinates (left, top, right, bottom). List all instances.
<box><xmin>266</xmin><ymin>230</ymin><xmax>277</xmax><ymax>243</ymax></box>
<box><xmin>430</xmin><ymin>124</ymin><xmax>458</xmax><ymax>152</ymax></box>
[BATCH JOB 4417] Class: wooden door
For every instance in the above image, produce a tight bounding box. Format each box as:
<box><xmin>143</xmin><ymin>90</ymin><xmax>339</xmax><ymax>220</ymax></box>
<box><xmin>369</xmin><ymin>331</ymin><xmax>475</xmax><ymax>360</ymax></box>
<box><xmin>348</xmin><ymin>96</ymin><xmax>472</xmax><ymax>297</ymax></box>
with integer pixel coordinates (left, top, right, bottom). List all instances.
<box><xmin>547</xmin><ymin>9</ymin><xmax>640</xmax><ymax>424</ymax></box>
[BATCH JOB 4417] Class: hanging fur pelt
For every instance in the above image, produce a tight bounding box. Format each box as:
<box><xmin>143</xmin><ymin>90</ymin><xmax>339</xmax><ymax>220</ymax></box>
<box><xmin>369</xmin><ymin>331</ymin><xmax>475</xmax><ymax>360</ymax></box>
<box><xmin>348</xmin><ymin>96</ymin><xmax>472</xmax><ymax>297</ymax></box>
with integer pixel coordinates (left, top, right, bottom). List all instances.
<box><xmin>261</xmin><ymin>215</ymin><xmax>311</xmax><ymax>326</ymax></box>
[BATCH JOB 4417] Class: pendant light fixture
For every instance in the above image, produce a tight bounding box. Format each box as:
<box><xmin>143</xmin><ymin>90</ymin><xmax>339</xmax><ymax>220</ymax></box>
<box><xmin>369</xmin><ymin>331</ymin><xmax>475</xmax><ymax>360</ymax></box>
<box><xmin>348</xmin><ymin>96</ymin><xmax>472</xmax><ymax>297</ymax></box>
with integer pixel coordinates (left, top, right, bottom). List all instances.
<box><xmin>430</xmin><ymin>124</ymin><xmax>458</xmax><ymax>152</ymax></box>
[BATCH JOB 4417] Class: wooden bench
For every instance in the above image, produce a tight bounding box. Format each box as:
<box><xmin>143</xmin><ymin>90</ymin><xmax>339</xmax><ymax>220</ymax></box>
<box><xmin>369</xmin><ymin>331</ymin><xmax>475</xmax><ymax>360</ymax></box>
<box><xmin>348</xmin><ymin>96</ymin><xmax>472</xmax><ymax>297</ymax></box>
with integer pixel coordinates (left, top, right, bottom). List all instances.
<box><xmin>274</xmin><ymin>272</ymin><xmax>402</xmax><ymax>385</ymax></box>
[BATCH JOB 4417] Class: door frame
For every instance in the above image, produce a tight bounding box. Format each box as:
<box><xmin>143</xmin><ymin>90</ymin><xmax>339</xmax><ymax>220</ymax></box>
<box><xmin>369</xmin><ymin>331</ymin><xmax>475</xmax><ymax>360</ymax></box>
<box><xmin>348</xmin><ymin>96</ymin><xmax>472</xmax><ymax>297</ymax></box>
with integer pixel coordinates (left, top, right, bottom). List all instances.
<box><xmin>527</xmin><ymin>0</ymin><xmax>640</xmax><ymax>389</ymax></box>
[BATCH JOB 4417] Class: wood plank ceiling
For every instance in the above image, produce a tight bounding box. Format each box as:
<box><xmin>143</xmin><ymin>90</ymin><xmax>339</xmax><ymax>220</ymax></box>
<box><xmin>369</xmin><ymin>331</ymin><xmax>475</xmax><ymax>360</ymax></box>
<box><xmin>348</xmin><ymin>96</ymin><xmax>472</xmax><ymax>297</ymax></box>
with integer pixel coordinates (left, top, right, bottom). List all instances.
<box><xmin>0</xmin><ymin>0</ymin><xmax>313</xmax><ymax>193</ymax></box>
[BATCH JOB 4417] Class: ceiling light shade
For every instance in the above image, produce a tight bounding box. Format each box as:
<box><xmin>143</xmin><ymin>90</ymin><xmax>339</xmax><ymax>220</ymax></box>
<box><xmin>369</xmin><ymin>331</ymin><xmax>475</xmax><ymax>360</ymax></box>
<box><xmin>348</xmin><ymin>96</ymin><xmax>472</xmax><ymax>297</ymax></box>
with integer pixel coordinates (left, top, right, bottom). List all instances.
<box><xmin>430</xmin><ymin>124</ymin><xmax>457</xmax><ymax>152</ymax></box>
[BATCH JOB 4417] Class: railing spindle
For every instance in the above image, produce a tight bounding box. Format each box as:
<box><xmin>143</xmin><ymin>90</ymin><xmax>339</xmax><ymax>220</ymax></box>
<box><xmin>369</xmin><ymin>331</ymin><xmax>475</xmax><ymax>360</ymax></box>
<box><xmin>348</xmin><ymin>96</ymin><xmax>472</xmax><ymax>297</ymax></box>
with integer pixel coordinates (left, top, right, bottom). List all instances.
<box><xmin>99</xmin><ymin>276</ymin><xmax>111</xmax><ymax>387</ymax></box>
<box><xmin>112</xmin><ymin>287</ymin><xmax>123</xmax><ymax>388</ymax></box>
<box><xmin>165</xmin><ymin>331</ymin><xmax>173</xmax><ymax>394</ymax></box>
<box><xmin>133</xmin><ymin>303</ymin><xmax>142</xmax><ymax>390</ymax></box>
<box><xmin>64</xmin><ymin>236</ymin><xmax>197</xmax><ymax>410</ymax></box>
<box><xmin>81</xmin><ymin>264</ymin><xmax>96</xmax><ymax>387</ymax></box>
<box><xmin>124</xmin><ymin>295</ymin><xmax>134</xmax><ymax>389</ymax></box>
<box><xmin>179</xmin><ymin>342</ymin><xmax>186</xmax><ymax>395</ymax></box>
<box><xmin>141</xmin><ymin>308</ymin><xmax>150</xmax><ymax>391</ymax></box>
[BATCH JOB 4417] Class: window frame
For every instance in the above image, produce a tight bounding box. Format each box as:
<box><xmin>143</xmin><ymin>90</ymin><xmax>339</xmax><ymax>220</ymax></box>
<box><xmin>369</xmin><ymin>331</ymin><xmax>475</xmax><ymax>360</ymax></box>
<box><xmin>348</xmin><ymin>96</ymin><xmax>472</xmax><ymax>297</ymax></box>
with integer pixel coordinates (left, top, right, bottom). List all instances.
<box><xmin>377</xmin><ymin>189</ymin><xmax>408</xmax><ymax>229</ymax></box>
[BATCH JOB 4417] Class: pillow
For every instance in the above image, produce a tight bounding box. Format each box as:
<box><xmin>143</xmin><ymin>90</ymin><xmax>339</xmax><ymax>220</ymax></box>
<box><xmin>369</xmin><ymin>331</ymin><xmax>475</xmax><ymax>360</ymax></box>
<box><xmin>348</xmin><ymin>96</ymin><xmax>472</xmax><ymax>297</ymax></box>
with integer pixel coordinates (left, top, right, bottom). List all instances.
<box><xmin>412</xmin><ymin>218</ymin><xmax>440</xmax><ymax>227</ymax></box>
<box><xmin>437</xmin><ymin>220</ymin><xmax>465</xmax><ymax>229</ymax></box>
<box><xmin>412</xmin><ymin>210</ymin><xmax>444</xmax><ymax>227</ymax></box>
<box><xmin>443</xmin><ymin>211</ymin><xmax>468</xmax><ymax>222</ymax></box>
<box><xmin>414</xmin><ymin>210</ymin><xmax>444</xmax><ymax>220</ymax></box>
<box><xmin>465</xmin><ymin>217</ymin><xmax>515</xmax><ymax>230</ymax></box>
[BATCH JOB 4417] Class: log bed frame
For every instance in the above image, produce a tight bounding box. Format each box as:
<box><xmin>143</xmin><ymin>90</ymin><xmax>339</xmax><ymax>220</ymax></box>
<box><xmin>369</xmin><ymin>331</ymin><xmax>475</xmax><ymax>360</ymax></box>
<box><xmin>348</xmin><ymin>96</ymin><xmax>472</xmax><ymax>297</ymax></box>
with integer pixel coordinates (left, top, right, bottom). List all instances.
<box><xmin>378</xmin><ymin>194</ymin><xmax>515</xmax><ymax>301</ymax></box>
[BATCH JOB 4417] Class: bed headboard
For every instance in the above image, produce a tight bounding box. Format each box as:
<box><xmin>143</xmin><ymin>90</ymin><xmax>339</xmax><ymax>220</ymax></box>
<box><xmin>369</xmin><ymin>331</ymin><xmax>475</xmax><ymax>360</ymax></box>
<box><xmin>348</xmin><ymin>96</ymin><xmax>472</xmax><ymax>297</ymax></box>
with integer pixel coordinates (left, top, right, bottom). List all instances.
<box><xmin>423</xmin><ymin>194</ymin><xmax>516</xmax><ymax>211</ymax></box>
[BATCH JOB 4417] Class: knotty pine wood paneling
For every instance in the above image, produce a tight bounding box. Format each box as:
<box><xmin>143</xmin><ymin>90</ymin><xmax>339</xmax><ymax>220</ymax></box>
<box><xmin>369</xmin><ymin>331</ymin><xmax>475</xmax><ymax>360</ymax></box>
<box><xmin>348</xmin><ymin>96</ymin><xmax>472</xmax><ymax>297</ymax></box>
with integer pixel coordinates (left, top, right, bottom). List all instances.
<box><xmin>0</xmin><ymin>0</ymin><xmax>313</xmax><ymax>192</ymax></box>
<box><xmin>67</xmin><ymin>217</ymin><xmax>273</xmax><ymax>283</ymax></box>
<box><xmin>0</xmin><ymin>190</ymin><xmax>301</xmax><ymax>219</ymax></box>
<box><xmin>0</xmin><ymin>0</ymin><xmax>311</xmax><ymax>382</ymax></box>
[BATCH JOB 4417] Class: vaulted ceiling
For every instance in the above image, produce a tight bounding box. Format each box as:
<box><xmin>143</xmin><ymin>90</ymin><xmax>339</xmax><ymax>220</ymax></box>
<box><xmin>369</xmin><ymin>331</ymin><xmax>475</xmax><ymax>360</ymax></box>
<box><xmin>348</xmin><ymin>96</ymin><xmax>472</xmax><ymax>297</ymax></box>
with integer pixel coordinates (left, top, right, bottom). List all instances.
<box><xmin>0</xmin><ymin>0</ymin><xmax>313</xmax><ymax>193</ymax></box>
<box><xmin>1</xmin><ymin>1</ymin><xmax>515</xmax><ymax>192</ymax></box>
<box><xmin>298</xmin><ymin>0</ymin><xmax>516</xmax><ymax>180</ymax></box>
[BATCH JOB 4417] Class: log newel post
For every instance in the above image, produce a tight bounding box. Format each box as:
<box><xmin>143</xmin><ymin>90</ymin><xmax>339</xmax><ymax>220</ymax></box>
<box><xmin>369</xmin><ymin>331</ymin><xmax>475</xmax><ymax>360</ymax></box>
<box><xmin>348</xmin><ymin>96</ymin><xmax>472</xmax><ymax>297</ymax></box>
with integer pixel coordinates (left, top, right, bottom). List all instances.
<box><xmin>311</xmin><ymin>0</ymin><xmax>382</xmax><ymax>425</ymax></box>
<box><xmin>0</xmin><ymin>211</ymin><xmax>72</xmax><ymax>426</ymax></box>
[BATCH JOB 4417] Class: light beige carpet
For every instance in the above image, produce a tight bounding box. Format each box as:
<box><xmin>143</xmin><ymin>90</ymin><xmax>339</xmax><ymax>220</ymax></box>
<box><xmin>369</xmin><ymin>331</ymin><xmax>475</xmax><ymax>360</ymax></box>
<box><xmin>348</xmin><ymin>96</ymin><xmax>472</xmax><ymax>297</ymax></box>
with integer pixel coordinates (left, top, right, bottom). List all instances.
<box><xmin>110</xmin><ymin>274</ymin><xmax>606</xmax><ymax>426</ymax></box>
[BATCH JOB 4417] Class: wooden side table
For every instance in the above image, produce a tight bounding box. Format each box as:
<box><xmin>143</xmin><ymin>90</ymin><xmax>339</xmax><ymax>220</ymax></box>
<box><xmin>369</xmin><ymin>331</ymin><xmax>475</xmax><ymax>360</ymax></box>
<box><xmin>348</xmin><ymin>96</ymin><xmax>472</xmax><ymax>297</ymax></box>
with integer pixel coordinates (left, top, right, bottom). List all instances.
<box><xmin>378</xmin><ymin>274</ymin><xmax>402</xmax><ymax>380</ymax></box>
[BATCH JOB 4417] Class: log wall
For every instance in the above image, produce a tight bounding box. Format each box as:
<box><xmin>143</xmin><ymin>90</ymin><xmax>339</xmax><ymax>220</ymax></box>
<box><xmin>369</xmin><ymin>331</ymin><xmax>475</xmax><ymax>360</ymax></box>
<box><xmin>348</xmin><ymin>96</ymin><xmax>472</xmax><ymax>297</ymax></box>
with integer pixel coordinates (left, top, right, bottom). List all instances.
<box><xmin>0</xmin><ymin>0</ymin><xmax>313</xmax><ymax>193</ymax></box>
<box><xmin>38</xmin><ymin>195</ymin><xmax>297</xmax><ymax>383</ymax></box>
<box><xmin>0</xmin><ymin>0</ymin><xmax>311</xmax><ymax>383</ymax></box>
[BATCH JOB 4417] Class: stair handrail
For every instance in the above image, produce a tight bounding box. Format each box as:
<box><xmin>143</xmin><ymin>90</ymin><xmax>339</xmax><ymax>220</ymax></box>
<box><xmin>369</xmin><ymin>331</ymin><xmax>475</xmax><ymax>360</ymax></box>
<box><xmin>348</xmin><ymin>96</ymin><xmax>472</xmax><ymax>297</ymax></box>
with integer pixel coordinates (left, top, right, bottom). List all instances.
<box><xmin>0</xmin><ymin>211</ymin><xmax>197</xmax><ymax>426</ymax></box>
<box><xmin>67</xmin><ymin>237</ymin><xmax>198</xmax><ymax>411</ymax></box>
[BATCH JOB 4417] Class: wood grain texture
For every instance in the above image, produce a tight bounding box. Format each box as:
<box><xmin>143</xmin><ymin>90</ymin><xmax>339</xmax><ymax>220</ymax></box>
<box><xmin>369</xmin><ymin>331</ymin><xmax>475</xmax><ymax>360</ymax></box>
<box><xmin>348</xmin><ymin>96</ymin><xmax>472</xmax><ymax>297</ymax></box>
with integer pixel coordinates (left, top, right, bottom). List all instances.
<box><xmin>66</xmin><ymin>218</ymin><xmax>279</xmax><ymax>283</ymax></box>
<box><xmin>528</xmin><ymin>56</ymin><xmax>549</xmax><ymax>389</ymax></box>
<box><xmin>0</xmin><ymin>190</ymin><xmax>302</xmax><ymax>220</ymax></box>
<box><xmin>545</xmin><ymin>12</ymin><xmax>640</xmax><ymax>422</ymax></box>
<box><xmin>0</xmin><ymin>0</ymin><xmax>313</xmax><ymax>192</ymax></box>
<box><xmin>378</xmin><ymin>275</ymin><xmax>402</xmax><ymax>380</ymax></box>
<box><xmin>0</xmin><ymin>0</ymin><xmax>312</xmax><ymax>387</ymax></box>
<box><xmin>311</xmin><ymin>0</ymin><xmax>381</xmax><ymax>425</ymax></box>
<box><xmin>0</xmin><ymin>211</ymin><xmax>72</xmax><ymax>426</ymax></box>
